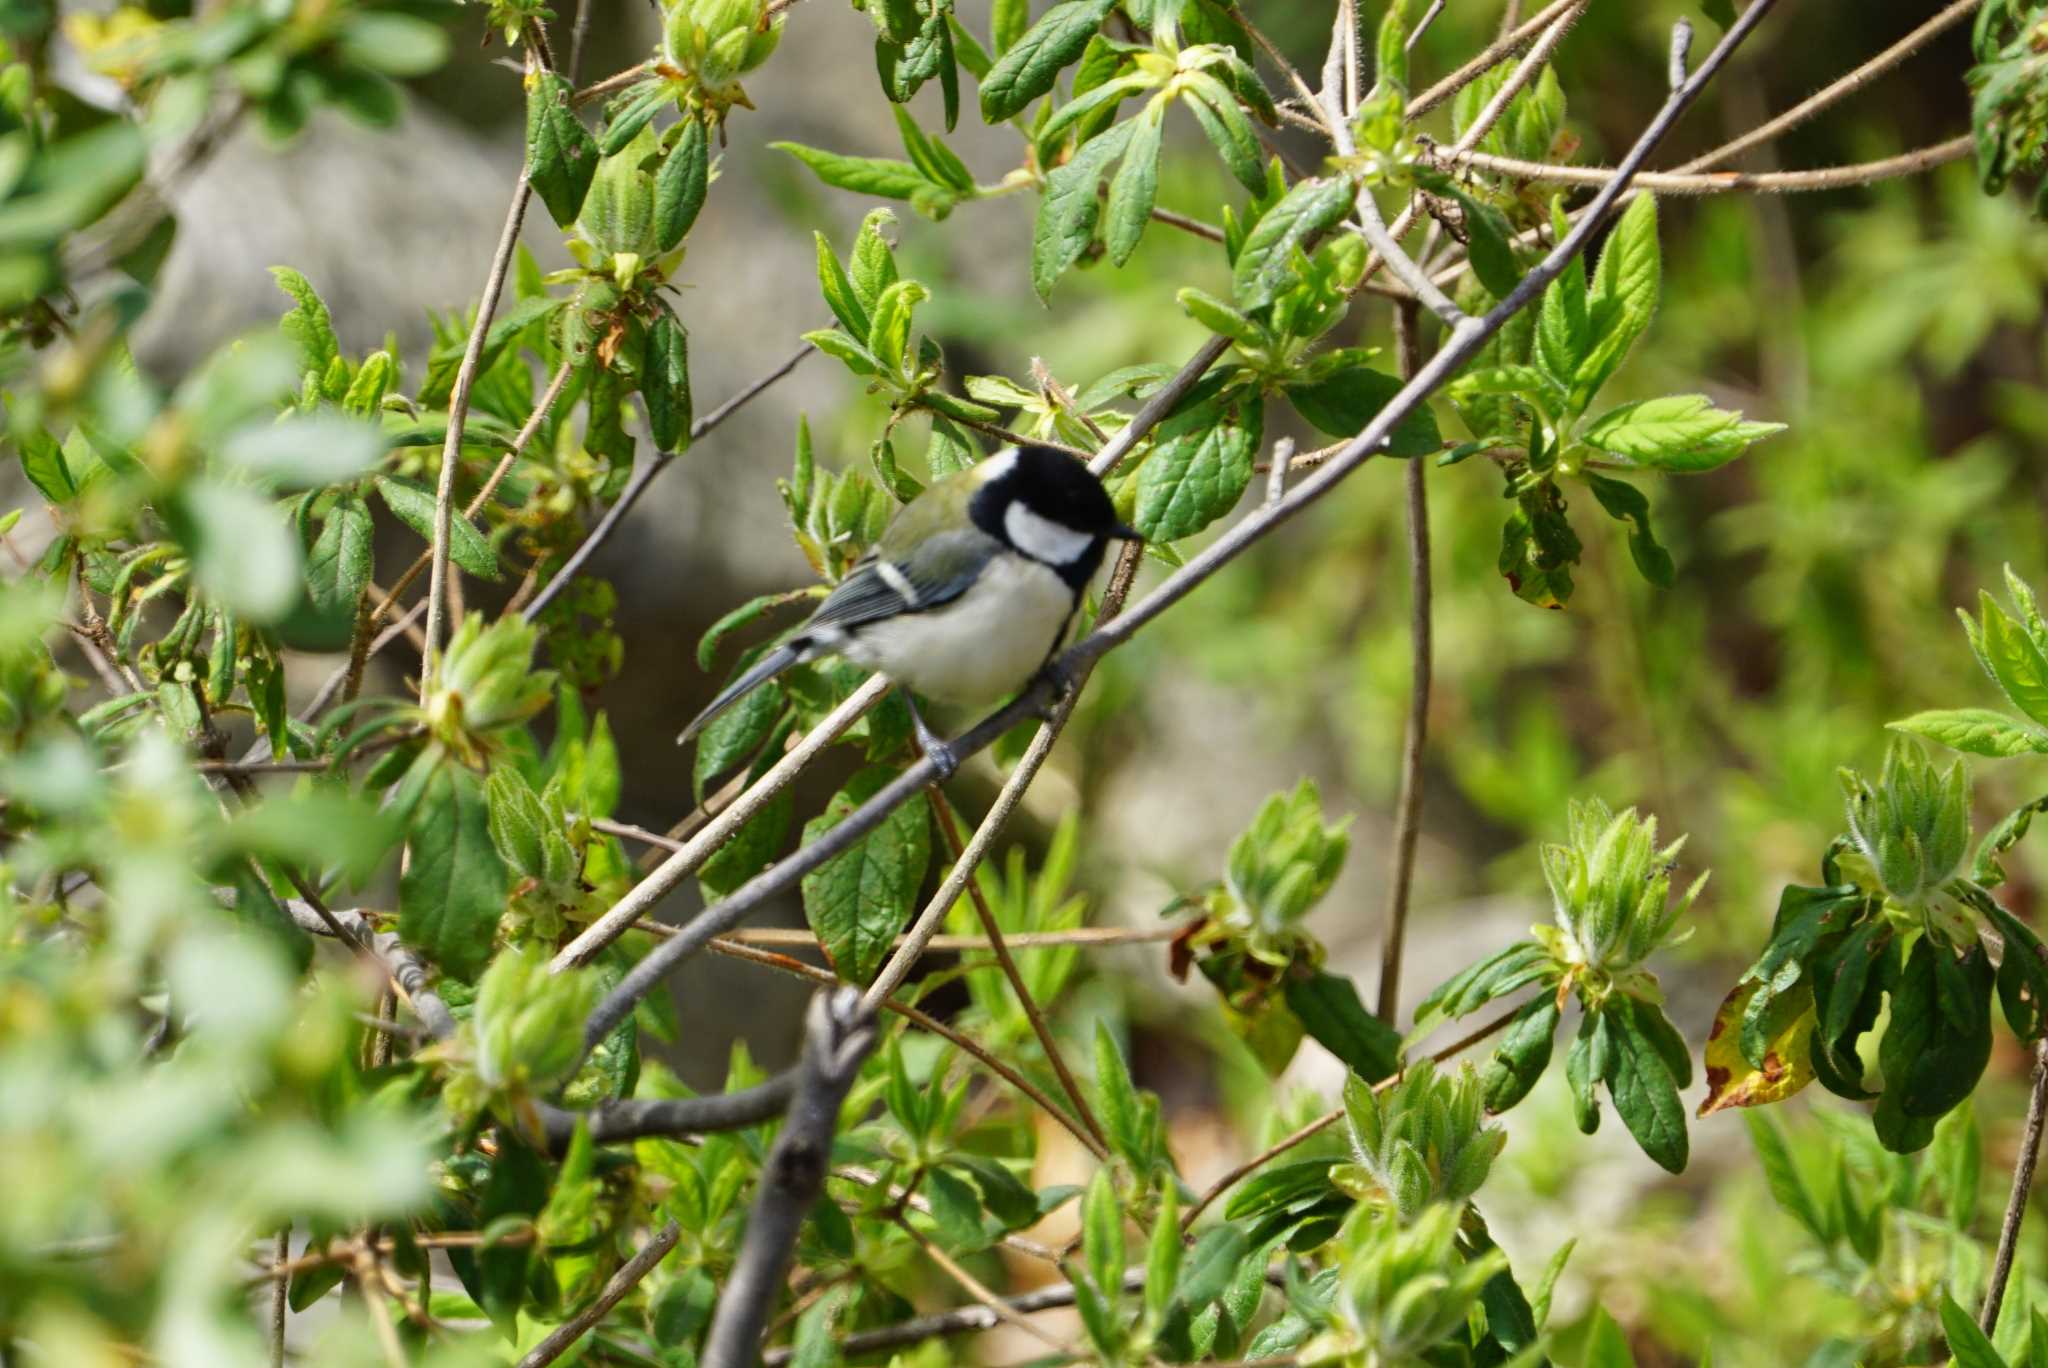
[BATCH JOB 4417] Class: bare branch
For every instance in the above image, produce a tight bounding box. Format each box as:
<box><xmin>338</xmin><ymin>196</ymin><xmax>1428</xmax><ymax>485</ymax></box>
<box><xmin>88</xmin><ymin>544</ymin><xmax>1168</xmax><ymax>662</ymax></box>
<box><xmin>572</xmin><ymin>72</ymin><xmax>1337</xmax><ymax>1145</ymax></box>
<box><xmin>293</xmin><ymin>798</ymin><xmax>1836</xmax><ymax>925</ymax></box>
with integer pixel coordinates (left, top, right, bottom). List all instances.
<box><xmin>1434</xmin><ymin>135</ymin><xmax>1974</xmax><ymax>194</ymax></box>
<box><xmin>897</xmin><ymin>1216</ymin><xmax>1071</xmax><ymax>1352</ymax></box>
<box><xmin>550</xmin><ymin>675</ymin><xmax>885</xmax><ymax>972</ymax></box>
<box><xmin>514</xmin><ymin>1220</ymin><xmax>684</xmax><ymax>1368</ymax></box>
<box><xmin>702</xmin><ymin>989</ymin><xmax>877</xmax><ymax>1368</ymax></box>
<box><xmin>534</xmin><ymin>1074</ymin><xmax>798</xmax><ymax>1154</ymax></box>
<box><xmin>709</xmin><ymin>936</ymin><xmax>1104</xmax><ymax>1155</ymax></box>
<box><xmin>1408</xmin><ymin>0</ymin><xmax>1584</xmax><ymax>118</ymax></box>
<box><xmin>1680</xmin><ymin>0</ymin><xmax>1982</xmax><ymax>172</ymax></box>
<box><xmin>927</xmin><ymin>791</ymin><xmax>1111</xmax><ymax>1156</ymax></box>
<box><xmin>1088</xmin><ymin>335</ymin><xmax>1232</xmax><ymax>477</ymax></box>
<box><xmin>425</xmin><ymin>167</ymin><xmax>534</xmax><ymax>690</ymax></box>
<box><xmin>1378</xmin><ymin>300</ymin><xmax>1431</xmax><ymax>1026</ymax></box>
<box><xmin>1983</xmin><ymin>1039</ymin><xmax>2048</xmax><ymax>1334</ymax></box>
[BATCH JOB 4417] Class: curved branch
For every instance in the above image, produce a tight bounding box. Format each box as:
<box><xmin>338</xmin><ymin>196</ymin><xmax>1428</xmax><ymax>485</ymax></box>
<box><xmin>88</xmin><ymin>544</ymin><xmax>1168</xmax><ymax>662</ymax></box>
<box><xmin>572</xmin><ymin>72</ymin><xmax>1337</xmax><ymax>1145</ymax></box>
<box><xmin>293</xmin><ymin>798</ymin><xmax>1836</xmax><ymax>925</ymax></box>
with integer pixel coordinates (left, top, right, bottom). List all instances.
<box><xmin>1435</xmin><ymin>135</ymin><xmax>1972</xmax><ymax>194</ymax></box>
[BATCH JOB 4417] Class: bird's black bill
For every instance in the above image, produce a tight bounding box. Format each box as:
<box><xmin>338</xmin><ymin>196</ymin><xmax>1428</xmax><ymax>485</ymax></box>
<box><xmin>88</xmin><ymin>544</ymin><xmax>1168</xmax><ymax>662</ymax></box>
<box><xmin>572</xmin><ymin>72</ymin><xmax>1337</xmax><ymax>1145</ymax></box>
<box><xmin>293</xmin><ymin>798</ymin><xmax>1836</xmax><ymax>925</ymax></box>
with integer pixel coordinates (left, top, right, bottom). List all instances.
<box><xmin>1113</xmin><ymin>522</ymin><xmax>1145</xmax><ymax>542</ymax></box>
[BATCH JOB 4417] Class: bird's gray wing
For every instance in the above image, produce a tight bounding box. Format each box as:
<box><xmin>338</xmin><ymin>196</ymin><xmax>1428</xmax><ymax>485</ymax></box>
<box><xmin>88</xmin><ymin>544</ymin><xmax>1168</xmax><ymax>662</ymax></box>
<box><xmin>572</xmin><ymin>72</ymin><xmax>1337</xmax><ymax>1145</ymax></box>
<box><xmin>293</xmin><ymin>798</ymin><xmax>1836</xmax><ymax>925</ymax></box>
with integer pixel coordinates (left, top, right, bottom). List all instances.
<box><xmin>799</xmin><ymin>528</ymin><xmax>1000</xmax><ymax>638</ymax></box>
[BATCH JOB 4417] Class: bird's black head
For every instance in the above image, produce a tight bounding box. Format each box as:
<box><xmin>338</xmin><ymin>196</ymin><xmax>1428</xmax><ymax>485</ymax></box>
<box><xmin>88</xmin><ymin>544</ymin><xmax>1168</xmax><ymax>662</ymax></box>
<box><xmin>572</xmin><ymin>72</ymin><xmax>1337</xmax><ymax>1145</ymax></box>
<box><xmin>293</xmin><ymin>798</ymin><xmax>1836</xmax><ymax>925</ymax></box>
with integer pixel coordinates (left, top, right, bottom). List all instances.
<box><xmin>969</xmin><ymin>445</ymin><xmax>1139</xmax><ymax>588</ymax></box>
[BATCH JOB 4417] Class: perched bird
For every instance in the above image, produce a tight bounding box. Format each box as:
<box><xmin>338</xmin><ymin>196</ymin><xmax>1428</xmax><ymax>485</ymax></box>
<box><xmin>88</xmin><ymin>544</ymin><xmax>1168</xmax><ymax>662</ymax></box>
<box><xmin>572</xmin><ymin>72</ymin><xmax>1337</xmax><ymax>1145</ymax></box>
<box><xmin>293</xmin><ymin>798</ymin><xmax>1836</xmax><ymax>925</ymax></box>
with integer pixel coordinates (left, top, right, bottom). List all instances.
<box><xmin>678</xmin><ymin>443</ymin><xmax>1139</xmax><ymax>775</ymax></box>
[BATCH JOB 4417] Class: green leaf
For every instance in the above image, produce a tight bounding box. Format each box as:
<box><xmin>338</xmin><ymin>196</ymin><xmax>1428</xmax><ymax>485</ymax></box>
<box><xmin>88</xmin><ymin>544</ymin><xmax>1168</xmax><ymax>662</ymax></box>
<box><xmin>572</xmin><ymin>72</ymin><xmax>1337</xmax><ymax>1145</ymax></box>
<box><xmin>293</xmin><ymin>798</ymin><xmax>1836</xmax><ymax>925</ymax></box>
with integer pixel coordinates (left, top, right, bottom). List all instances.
<box><xmin>993</xmin><ymin>0</ymin><xmax>1028</xmax><ymax>52</ymax></box>
<box><xmin>1891</xmin><ymin>708</ymin><xmax>2048</xmax><ymax>759</ymax></box>
<box><xmin>1585</xmin><ymin>472</ymin><xmax>1675</xmax><ymax>587</ymax></box>
<box><xmin>1943</xmin><ymin>1292</ymin><xmax>2013</xmax><ymax>1368</ymax></box>
<box><xmin>1534</xmin><ymin>230</ymin><xmax>1591</xmax><ymax>392</ymax></box>
<box><xmin>1580</xmin><ymin>193</ymin><xmax>1661</xmax><ymax>393</ymax></box>
<box><xmin>813</xmin><ymin>231</ymin><xmax>870</xmax><ymax>338</ymax></box>
<box><xmin>1584</xmin><ymin>1306</ymin><xmax>1638</xmax><ymax>1368</ymax></box>
<box><xmin>773</xmin><ymin>141</ymin><xmax>935</xmax><ymax>201</ymax></box>
<box><xmin>1286</xmin><ymin>361</ymin><xmax>1440</xmax><ymax>456</ymax></box>
<box><xmin>893</xmin><ymin>106</ymin><xmax>975</xmax><ymax>193</ymax></box>
<box><xmin>526</xmin><ymin>72</ymin><xmax>599</xmax><ymax>227</ymax></box>
<box><xmin>1133</xmin><ymin>386</ymin><xmax>1259</xmax><ymax>541</ymax></box>
<box><xmin>1901</xmin><ymin>938</ymin><xmax>1994</xmax><ymax>1119</ymax></box>
<box><xmin>270</xmin><ymin>266</ymin><xmax>339</xmax><ymax>374</ymax></box>
<box><xmin>1146</xmin><ymin>1180</ymin><xmax>1182</xmax><ymax>1322</ymax></box>
<box><xmin>697</xmin><ymin>773</ymin><xmax>792</xmax><ymax>899</ymax></box>
<box><xmin>374</xmin><ymin>476</ymin><xmax>501</xmax><ymax>581</ymax></box>
<box><xmin>1499</xmin><ymin>478</ymin><xmax>1581</xmax><ymax>609</ymax></box>
<box><xmin>338</xmin><ymin>12</ymin><xmax>449</xmax><ymax>77</ymax></box>
<box><xmin>400</xmin><ymin>760</ymin><xmax>507</xmax><ymax>981</ymax></box>
<box><xmin>1743</xmin><ymin>1109</ymin><xmax>1826</xmax><ymax>1240</ymax></box>
<box><xmin>1093</xmin><ymin>1022</ymin><xmax>1145</xmax><ymax>1161</ymax></box>
<box><xmin>799</xmin><ymin>765</ymin><xmax>932</xmax><ymax>984</ymax></box>
<box><xmin>304</xmin><ymin>491</ymin><xmax>374</xmax><ymax>625</ymax></box>
<box><xmin>1181</xmin><ymin>74</ymin><xmax>1264</xmax><ymax>193</ymax></box>
<box><xmin>600</xmin><ymin>83</ymin><xmax>671</xmax><ymax>157</ymax></box>
<box><xmin>654</xmin><ymin>116</ymin><xmax>710</xmax><ymax>251</ymax></box>
<box><xmin>866</xmin><ymin>277</ymin><xmax>930</xmax><ymax>374</ymax></box>
<box><xmin>1986</xmin><ymin>901</ymin><xmax>2048</xmax><ymax>1043</ymax></box>
<box><xmin>1581</xmin><ymin>394</ymin><xmax>1786</xmax><ymax>472</ymax></box>
<box><xmin>980</xmin><ymin>0</ymin><xmax>1116</xmax><ymax>122</ymax></box>
<box><xmin>1283</xmin><ymin>970</ymin><xmax>1401</xmax><ymax>1082</ymax></box>
<box><xmin>949</xmin><ymin>1155</ymin><xmax>1040</xmax><ymax>1230</ymax></box>
<box><xmin>1177</xmin><ymin>286</ymin><xmax>1263</xmax><ymax>349</ymax></box>
<box><xmin>1603</xmin><ymin>997</ymin><xmax>1688</xmax><ymax>1172</ymax></box>
<box><xmin>1103</xmin><ymin>103</ymin><xmax>1164</xmax><ymax>267</ymax></box>
<box><xmin>18</xmin><ymin>428</ymin><xmax>73</xmax><ymax>503</ymax></box>
<box><xmin>1080</xmin><ymin>1166</ymin><xmax>1125</xmax><ymax>1308</ymax></box>
<box><xmin>643</xmin><ymin>313</ymin><xmax>692</xmax><ymax>451</ymax></box>
<box><xmin>1479</xmin><ymin>994</ymin><xmax>1560</xmax><ymax>1113</ymax></box>
<box><xmin>1702</xmin><ymin>0</ymin><xmax>1737</xmax><ymax>29</ymax></box>
<box><xmin>1232</xmin><ymin>177</ymin><xmax>1356</xmax><ymax>310</ymax></box>
<box><xmin>1031</xmin><ymin>118</ymin><xmax>1137</xmax><ymax>300</ymax></box>
<box><xmin>168</xmin><ymin>479</ymin><xmax>302</xmax><ymax>623</ymax></box>
<box><xmin>1176</xmin><ymin>1224</ymin><xmax>1251</xmax><ymax>1309</ymax></box>
<box><xmin>223</xmin><ymin>413</ymin><xmax>387</xmax><ymax>489</ymax></box>
<box><xmin>1976</xmin><ymin>593</ymin><xmax>2048</xmax><ymax>730</ymax></box>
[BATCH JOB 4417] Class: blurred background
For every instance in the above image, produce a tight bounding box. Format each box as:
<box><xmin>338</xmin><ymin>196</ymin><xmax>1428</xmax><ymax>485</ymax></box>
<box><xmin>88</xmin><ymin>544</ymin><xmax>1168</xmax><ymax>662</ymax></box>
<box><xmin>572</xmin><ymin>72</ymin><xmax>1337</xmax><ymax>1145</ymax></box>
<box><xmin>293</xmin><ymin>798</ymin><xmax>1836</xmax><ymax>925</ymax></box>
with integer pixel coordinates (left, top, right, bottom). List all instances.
<box><xmin>53</xmin><ymin>0</ymin><xmax>2048</xmax><ymax>1359</ymax></box>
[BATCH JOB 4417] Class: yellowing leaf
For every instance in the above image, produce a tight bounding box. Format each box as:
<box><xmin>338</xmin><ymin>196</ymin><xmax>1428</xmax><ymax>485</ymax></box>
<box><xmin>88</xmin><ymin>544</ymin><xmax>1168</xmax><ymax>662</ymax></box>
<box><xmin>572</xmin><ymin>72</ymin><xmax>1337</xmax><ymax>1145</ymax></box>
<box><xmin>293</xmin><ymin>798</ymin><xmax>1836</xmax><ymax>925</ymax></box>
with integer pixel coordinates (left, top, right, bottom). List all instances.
<box><xmin>1698</xmin><ymin>980</ymin><xmax>1816</xmax><ymax>1117</ymax></box>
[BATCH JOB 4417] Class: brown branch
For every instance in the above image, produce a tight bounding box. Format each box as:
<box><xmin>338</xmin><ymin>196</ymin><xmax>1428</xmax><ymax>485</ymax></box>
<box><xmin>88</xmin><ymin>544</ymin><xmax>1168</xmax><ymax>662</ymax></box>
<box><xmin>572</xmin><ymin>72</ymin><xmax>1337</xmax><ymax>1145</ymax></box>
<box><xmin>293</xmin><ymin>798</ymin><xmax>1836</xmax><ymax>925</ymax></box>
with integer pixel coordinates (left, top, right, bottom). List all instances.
<box><xmin>707</xmin><ymin>937</ymin><xmax>1104</xmax><ymax>1158</ymax></box>
<box><xmin>927</xmin><ymin>791</ymin><xmax>1110</xmax><ymax>1157</ymax></box>
<box><xmin>1408</xmin><ymin>0</ymin><xmax>1584</xmax><ymax>118</ymax></box>
<box><xmin>1680</xmin><ymin>0</ymin><xmax>1983</xmax><ymax>173</ymax></box>
<box><xmin>270</xmin><ymin>1227</ymin><xmax>289</xmax><ymax>1367</ymax></box>
<box><xmin>897</xmin><ymin>1216</ymin><xmax>1069</xmax><ymax>1352</ymax></box>
<box><xmin>1983</xmin><ymin>1038</ymin><xmax>2048</xmax><ymax>1334</ymax></box>
<box><xmin>1378</xmin><ymin>300</ymin><xmax>1431</xmax><ymax>1025</ymax></box>
<box><xmin>514</xmin><ymin>1220</ymin><xmax>684</xmax><ymax>1368</ymax></box>
<box><xmin>573</xmin><ymin>63</ymin><xmax>654</xmax><ymax>106</ymax></box>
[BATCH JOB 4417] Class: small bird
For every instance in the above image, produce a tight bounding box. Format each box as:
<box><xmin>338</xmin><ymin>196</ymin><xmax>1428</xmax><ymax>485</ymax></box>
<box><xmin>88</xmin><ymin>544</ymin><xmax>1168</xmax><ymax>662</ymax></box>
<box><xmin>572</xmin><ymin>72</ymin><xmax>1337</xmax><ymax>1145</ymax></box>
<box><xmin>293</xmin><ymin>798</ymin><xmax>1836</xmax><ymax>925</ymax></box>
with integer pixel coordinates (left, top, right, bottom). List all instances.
<box><xmin>678</xmin><ymin>443</ymin><xmax>1139</xmax><ymax>775</ymax></box>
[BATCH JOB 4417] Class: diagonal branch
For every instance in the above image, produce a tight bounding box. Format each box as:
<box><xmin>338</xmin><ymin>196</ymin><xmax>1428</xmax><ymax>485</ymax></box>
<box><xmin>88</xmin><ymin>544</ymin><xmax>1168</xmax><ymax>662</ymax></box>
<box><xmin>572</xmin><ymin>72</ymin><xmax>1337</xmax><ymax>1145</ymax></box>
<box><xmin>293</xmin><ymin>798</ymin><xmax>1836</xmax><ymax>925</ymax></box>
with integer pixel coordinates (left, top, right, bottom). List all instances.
<box><xmin>514</xmin><ymin>1220</ymin><xmax>683</xmax><ymax>1368</ymax></box>
<box><xmin>522</xmin><ymin>339</ymin><xmax>818</xmax><ymax>623</ymax></box>
<box><xmin>425</xmin><ymin>164</ymin><xmax>534</xmax><ymax>691</ymax></box>
<box><xmin>1983</xmin><ymin>1038</ymin><xmax>2048</xmax><ymax>1334</ymax></box>
<box><xmin>575</xmin><ymin>0</ymin><xmax>1782</xmax><ymax>1067</ymax></box>
<box><xmin>702</xmin><ymin>988</ymin><xmax>877</xmax><ymax>1368</ymax></box>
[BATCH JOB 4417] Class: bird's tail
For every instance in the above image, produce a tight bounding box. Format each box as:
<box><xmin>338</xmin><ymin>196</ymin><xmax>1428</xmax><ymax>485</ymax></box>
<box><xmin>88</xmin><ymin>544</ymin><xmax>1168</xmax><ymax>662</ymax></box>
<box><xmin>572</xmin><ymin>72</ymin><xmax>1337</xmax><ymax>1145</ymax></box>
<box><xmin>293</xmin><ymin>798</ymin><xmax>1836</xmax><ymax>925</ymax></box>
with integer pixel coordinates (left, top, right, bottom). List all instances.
<box><xmin>677</xmin><ymin>642</ymin><xmax>804</xmax><ymax>745</ymax></box>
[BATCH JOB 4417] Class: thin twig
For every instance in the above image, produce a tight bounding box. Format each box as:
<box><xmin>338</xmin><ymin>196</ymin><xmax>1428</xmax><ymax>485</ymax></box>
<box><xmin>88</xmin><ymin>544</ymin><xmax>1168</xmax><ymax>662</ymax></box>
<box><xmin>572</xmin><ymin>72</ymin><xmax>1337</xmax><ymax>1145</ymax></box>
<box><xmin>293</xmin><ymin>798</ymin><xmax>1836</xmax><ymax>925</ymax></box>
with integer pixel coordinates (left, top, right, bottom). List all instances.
<box><xmin>750</xmin><ymin>922</ymin><xmax>1181</xmax><ymax>953</ymax></box>
<box><xmin>574</xmin><ymin>63</ymin><xmax>653</xmax><ymax>106</ymax></box>
<box><xmin>702</xmin><ymin>989</ymin><xmax>876</xmax><ymax>1368</ymax></box>
<box><xmin>270</xmin><ymin>1226</ymin><xmax>289</xmax><ymax>1368</ymax></box>
<box><xmin>550</xmin><ymin>676</ymin><xmax>885</xmax><ymax>972</ymax></box>
<box><xmin>515</xmin><ymin>1221</ymin><xmax>684</xmax><ymax>1368</ymax></box>
<box><xmin>1983</xmin><ymin>1038</ymin><xmax>2048</xmax><ymax>1334</ymax></box>
<box><xmin>1378</xmin><ymin>300</ymin><xmax>1430</xmax><ymax>1026</ymax></box>
<box><xmin>1438</xmin><ymin>136</ymin><xmax>1974</xmax><ymax>194</ymax></box>
<box><xmin>522</xmin><ymin>339</ymin><xmax>818</xmax><ymax>623</ymax></box>
<box><xmin>566</xmin><ymin>0</ymin><xmax>595</xmax><ymax>83</ymax></box>
<box><xmin>574</xmin><ymin>1</ymin><xmax>1780</xmax><ymax>1065</ymax></box>
<box><xmin>1264</xmin><ymin>436</ymin><xmax>1296</xmax><ymax>507</ymax></box>
<box><xmin>367</xmin><ymin>361</ymin><xmax>574</xmax><ymax>637</ymax></box>
<box><xmin>1408</xmin><ymin>0</ymin><xmax>1583</xmax><ymax>118</ymax></box>
<box><xmin>353</xmin><ymin>1245</ymin><xmax>409</xmax><ymax>1368</ymax></box>
<box><xmin>709</xmin><ymin>937</ymin><xmax>1103</xmax><ymax>1156</ymax></box>
<box><xmin>1679</xmin><ymin>0</ymin><xmax>1982</xmax><ymax>173</ymax></box>
<box><xmin>897</xmin><ymin>1216</ymin><xmax>1070</xmax><ymax>1352</ymax></box>
<box><xmin>928</xmin><ymin>791</ymin><xmax>1110</xmax><ymax>1156</ymax></box>
<box><xmin>425</xmin><ymin>168</ymin><xmax>534</xmax><ymax>690</ymax></box>
<box><xmin>1238</xmin><ymin>8</ymin><xmax>1336</xmax><ymax>140</ymax></box>
<box><xmin>1087</xmin><ymin>335</ymin><xmax>1231</xmax><ymax>478</ymax></box>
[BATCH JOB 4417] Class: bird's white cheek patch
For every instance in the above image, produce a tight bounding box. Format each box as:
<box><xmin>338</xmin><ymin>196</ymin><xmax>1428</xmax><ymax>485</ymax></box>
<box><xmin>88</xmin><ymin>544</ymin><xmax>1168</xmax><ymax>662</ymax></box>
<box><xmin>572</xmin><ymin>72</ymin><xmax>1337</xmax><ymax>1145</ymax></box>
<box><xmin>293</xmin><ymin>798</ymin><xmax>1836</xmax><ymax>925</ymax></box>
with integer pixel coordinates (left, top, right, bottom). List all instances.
<box><xmin>1005</xmin><ymin>503</ymin><xmax>1093</xmax><ymax>566</ymax></box>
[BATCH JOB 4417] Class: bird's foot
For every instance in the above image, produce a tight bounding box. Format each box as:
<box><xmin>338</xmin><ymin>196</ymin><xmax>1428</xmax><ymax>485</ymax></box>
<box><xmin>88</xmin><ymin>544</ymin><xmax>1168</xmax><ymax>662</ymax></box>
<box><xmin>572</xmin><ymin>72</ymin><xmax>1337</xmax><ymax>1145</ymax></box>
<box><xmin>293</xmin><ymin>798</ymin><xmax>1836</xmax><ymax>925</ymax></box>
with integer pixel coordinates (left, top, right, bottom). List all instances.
<box><xmin>902</xmin><ymin>690</ymin><xmax>960</xmax><ymax>781</ymax></box>
<box><xmin>1032</xmin><ymin>656</ymin><xmax>1080</xmax><ymax>722</ymax></box>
